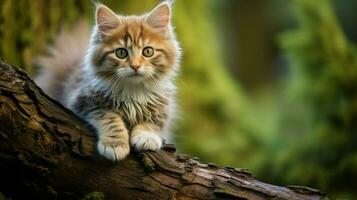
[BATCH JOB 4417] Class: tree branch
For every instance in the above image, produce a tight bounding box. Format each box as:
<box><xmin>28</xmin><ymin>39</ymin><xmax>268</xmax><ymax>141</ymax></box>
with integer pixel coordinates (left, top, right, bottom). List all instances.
<box><xmin>0</xmin><ymin>59</ymin><xmax>326</xmax><ymax>200</ymax></box>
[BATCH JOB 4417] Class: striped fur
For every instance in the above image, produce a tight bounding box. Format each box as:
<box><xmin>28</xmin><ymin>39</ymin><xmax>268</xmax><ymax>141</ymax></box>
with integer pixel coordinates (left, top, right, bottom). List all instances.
<box><xmin>35</xmin><ymin>2</ymin><xmax>181</xmax><ymax>161</ymax></box>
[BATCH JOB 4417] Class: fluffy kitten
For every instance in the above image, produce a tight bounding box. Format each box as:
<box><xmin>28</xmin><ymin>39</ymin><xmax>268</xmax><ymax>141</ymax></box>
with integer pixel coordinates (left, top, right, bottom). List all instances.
<box><xmin>35</xmin><ymin>2</ymin><xmax>181</xmax><ymax>161</ymax></box>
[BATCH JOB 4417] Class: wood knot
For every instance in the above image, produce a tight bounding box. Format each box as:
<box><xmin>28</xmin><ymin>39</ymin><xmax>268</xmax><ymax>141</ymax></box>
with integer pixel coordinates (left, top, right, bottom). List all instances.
<box><xmin>1</xmin><ymin>64</ymin><xmax>9</xmax><ymax>70</ymax></box>
<box><xmin>162</xmin><ymin>144</ymin><xmax>176</xmax><ymax>152</ymax></box>
<box><xmin>233</xmin><ymin>168</ymin><xmax>251</xmax><ymax>176</ymax></box>
<box><xmin>176</xmin><ymin>153</ymin><xmax>190</xmax><ymax>162</ymax></box>
<box><xmin>208</xmin><ymin>163</ymin><xmax>219</xmax><ymax>169</ymax></box>
<box><xmin>138</xmin><ymin>153</ymin><xmax>156</xmax><ymax>172</ymax></box>
<box><xmin>184</xmin><ymin>165</ymin><xmax>193</xmax><ymax>172</ymax></box>
<box><xmin>287</xmin><ymin>185</ymin><xmax>325</xmax><ymax>196</ymax></box>
<box><xmin>187</xmin><ymin>160</ymin><xmax>198</xmax><ymax>166</ymax></box>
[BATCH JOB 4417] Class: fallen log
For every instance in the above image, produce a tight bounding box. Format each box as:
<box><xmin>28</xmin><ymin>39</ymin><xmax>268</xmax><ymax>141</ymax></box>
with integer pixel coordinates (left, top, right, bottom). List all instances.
<box><xmin>0</xmin><ymin>59</ymin><xmax>326</xmax><ymax>200</ymax></box>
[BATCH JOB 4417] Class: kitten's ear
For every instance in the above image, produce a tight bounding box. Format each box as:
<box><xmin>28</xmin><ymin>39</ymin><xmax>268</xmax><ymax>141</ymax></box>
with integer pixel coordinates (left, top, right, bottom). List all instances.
<box><xmin>96</xmin><ymin>4</ymin><xmax>120</xmax><ymax>38</ymax></box>
<box><xmin>146</xmin><ymin>2</ymin><xmax>171</xmax><ymax>33</ymax></box>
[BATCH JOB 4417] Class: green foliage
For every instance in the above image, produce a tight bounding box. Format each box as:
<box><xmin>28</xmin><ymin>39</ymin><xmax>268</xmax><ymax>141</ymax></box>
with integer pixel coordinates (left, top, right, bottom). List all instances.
<box><xmin>0</xmin><ymin>0</ymin><xmax>92</xmax><ymax>74</ymax></box>
<box><xmin>254</xmin><ymin>0</ymin><xmax>357</xmax><ymax>197</ymax></box>
<box><xmin>172</xmin><ymin>0</ymin><xmax>254</xmax><ymax>166</ymax></box>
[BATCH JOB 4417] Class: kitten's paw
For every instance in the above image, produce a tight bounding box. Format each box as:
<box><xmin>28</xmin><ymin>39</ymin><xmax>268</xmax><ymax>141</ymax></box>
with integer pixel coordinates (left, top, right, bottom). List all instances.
<box><xmin>131</xmin><ymin>131</ymin><xmax>162</xmax><ymax>152</ymax></box>
<box><xmin>97</xmin><ymin>138</ymin><xmax>130</xmax><ymax>161</ymax></box>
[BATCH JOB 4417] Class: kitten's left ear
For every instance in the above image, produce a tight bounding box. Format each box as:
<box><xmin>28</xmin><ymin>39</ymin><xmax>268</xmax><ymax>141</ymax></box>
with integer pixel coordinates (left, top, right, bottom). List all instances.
<box><xmin>146</xmin><ymin>2</ymin><xmax>171</xmax><ymax>34</ymax></box>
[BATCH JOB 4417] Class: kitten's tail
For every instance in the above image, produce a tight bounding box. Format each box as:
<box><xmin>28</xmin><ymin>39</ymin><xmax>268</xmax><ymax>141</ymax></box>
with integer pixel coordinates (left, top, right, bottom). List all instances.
<box><xmin>34</xmin><ymin>20</ymin><xmax>90</xmax><ymax>100</ymax></box>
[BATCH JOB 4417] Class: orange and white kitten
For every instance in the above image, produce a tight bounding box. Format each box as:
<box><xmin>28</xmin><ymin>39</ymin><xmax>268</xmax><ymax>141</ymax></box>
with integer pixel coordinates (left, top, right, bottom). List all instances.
<box><xmin>35</xmin><ymin>2</ymin><xmax>181</xmax><ymax>161</ymax></box>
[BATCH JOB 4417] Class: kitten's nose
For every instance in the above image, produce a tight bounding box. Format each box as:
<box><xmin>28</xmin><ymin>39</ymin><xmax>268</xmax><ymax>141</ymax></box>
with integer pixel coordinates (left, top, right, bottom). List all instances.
<box><xmin>130</xmin><ymin>65</ymin><xmax>141</xmax><ymax>72</ymax></box>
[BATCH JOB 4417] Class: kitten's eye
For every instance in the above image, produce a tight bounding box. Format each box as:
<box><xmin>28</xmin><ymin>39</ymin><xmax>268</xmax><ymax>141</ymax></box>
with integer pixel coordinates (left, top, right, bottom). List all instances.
<box><xmin>115</xmin><ymin>48</ymin><xmax>128</xmax><ymax>59</ymax></box>
<box><xmin>142</xmin><ymin>47</ymin><xmax>154</xmax><ymax>57</ymax></box>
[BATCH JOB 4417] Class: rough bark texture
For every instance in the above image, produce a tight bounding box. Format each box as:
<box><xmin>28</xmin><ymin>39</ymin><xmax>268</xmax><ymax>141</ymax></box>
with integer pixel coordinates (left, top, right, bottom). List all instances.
<box><xmin>0</xmin><ymin>59</ymin><xmax>327</xmax><ymax>200</ymax></box>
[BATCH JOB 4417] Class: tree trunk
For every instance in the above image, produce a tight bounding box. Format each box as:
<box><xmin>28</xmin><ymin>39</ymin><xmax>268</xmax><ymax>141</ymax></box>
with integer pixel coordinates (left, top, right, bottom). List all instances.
<box><xmin>0</xmin><ymin>59</ymin><xmax>326</xmax><ymax>200</ymax></box>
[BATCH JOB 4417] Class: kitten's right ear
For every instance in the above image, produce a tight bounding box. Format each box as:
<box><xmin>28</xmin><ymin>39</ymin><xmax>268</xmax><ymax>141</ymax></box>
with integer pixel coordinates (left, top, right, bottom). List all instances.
<box><xmin>96</xmin><ymin>4</ymin><xmax>120</xmax><ymax>38</ymax></box>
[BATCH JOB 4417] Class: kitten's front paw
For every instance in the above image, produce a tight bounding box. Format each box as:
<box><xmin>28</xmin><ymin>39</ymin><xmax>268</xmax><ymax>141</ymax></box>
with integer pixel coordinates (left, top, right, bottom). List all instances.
<box><xmin>131</xmin><ymin>131</ymin><xmax>162</xmax><ymax>152</ymax></box>
<box><xmin>97</xmin><ymin>137</ymin><xmax>130</xmax><ymax>161</ymax></box>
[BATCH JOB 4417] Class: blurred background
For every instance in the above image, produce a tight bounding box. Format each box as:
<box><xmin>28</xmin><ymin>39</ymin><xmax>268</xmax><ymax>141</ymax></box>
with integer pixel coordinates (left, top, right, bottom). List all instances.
<box><xmin>1</xmin><ymin>0</ymin><xmax>356</xmax><ymax>199</ymax></box>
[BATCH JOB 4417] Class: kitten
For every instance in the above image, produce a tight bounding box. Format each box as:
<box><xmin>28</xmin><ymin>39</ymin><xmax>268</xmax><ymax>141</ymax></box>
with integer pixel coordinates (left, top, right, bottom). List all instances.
<box><xmin>35</xmin><ymin>2</ymin><xmax>181</xmax><ymax>161</ymax></box>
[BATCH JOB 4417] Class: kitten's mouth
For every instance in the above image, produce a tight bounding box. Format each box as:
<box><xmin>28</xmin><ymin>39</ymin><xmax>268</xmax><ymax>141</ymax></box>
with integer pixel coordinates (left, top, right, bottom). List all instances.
<box><xmin>129</xmin><ymin>72</ymin><xmax>145</xmax><ymax>78</ymax></box>
<box><xmin>131</xmin><ymin>72</ymin><xmax>142</xmax><ymax>76</ymax></box>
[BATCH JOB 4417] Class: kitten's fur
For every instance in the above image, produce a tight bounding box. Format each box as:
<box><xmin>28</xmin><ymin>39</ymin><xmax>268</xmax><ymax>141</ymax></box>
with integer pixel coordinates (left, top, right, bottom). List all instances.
<box><xmin>35</xmin><ymin>2</ymin><xmax>181</xmax><ymax>161</ymax></box>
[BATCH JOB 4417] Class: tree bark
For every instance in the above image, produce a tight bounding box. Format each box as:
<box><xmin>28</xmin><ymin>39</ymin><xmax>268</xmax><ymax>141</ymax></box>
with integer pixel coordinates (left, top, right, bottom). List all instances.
<box><xmin>0</xmin><ymin>59</ymin><xmax>326</xmax><ymax>200</ymax></box>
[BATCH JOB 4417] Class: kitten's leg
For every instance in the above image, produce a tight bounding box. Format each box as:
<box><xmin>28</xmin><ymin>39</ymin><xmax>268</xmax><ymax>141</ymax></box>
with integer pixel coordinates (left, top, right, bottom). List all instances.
<box><xmin>88</xmin><ymin>110</ymin><xmax>130</xmax><ymax>161</ymax></box>
<box><xmin>130</xmin><ymin>123</ymin><xmax>162</xmax><ymax>151</ymax></box>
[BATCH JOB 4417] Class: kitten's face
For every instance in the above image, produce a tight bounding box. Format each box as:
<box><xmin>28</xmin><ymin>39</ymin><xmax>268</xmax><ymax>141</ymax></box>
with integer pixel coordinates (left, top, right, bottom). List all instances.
<box><xmin>90</xmin><ymin>3</ymin><xmax>179</xmax><ymax>85</ymax></box>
